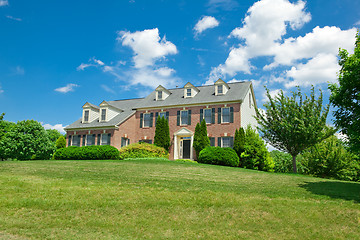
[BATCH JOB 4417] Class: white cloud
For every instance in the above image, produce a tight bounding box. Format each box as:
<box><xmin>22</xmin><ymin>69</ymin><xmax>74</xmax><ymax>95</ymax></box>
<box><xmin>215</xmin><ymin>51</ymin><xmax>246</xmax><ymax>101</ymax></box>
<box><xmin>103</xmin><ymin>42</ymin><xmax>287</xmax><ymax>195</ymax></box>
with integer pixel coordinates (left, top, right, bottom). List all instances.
<box><xmin>355</xmin><ymin>20</ymin><xmax>360</xmax><ymax>26</ymax></box>
<box><xmin>6</xmin><ymin>15</ymin><xmax>22</xmax><ymax>21</ymax></box>
<box><xmin>93</xmin><ymin>58</ymin><xmax>104</xmax><ymax>66</ymax></box>
<box><xmin>0</xmin><ymin>84</ymin><xmax>4</xmax><ymax>94</ymax></box>
<box><xmin>154</xmin><ymin>67</ymin><xmax>175</xmax><ymax>77</ymax></box>
<box><xmin>194</xmin><ymin>16</ymin><xmax>219</xmax><ymax>36</ymax></box>
<box><xmin>118</xmin><ymin>28</ymin><xmax>177</xmax><ymax>68</ymax></box>
<box><xmin>207</xmin><ymin>0</ymin><xmax>239</xmax><ymax>12</ymax></box>
<box><xmin>54</xmin><ymin>83</ymin><xmax>79</xmax><ymax>93</ymax></box>
<box><xmin>0</xmin><ymin>0</ymin><xmax>8</xmax><ymax>7</ymax></box>
<box><xmin>285</xmin><ymin>53</ymin><xmax>339</xmax><ymax>88</ymax></box>
<box><xmin>77</xmin><ymin>63</ymin><xmax>92</xmax><ymax>71</ymax></box>
<box><xmin>101</xmin><ymin>84</ymin><xmax>116</xmax><ymax>94</ymax></box>
<box><xmin>42</xmin><ymin>123</ymin><xmax>67</xmax><ymax>134</ymax></box>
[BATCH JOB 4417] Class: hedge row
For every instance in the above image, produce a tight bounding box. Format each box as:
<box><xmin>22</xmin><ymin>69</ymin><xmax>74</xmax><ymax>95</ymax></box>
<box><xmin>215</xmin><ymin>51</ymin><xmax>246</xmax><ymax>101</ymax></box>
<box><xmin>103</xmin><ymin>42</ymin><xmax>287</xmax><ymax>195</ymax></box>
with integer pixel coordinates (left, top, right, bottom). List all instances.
<box><xmin>53</xmin><ymin>145</ymin><xmax>119</xmax><ymax>160</ymax></box>
<box><xmin>119</xmin><ymin>143</ymin><xmax>169</xmax><ymax>160</ymax></box>
<box><xmin>198</xmin><ymin>146</ymin><xmax>239</xmax><ymax>167</ymax></box>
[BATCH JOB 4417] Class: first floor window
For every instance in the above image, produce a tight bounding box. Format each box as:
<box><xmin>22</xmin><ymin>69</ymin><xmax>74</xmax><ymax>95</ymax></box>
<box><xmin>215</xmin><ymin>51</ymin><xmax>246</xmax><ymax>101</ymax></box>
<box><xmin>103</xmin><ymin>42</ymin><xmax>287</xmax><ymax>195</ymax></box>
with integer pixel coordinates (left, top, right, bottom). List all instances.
<box><xmin>121</xmin><ymin>137</ymin><xmax>130</xmax><ymax>148</ymax></box>
<box><xmin>97</xmin><ymin>134</ymin><xmax>101</xmax><ymax>145</ymax></box>
<box><xmin>87</xmin><ymin>134</ymin><xmax>95</xmax><ymax>146</ymax></box>
<box><xmin>101</xmin><ymin>133</ymin><xmax>111</xmax><ymax>145</ymax></box>
<box><xmin>139</xmin><ymin>139</ymin><xmax>152</xmax><ymax>144</ymax></box>
<box><xmin>220</xmin><ymin>137</ymin><xmax>233</xmax><ymax>148</ymax></box>
<box><xmin>72</xmin><ymin>135</ymin><xmax>81</xmax><ymax>146</ymax></box>
<box><xmin>209</xmin><ymin>137</ymin><xmax>215</xmax><ymax>147</ymax></box>
<box><xmin>68</xmin><ymin>135</ymin><xmax>72</xmax><ymax>146</ymax></box>
<box><xmin>82</xmin><ymin>135</ymin><xmax>86</xmax><ymax>146</ymax></box>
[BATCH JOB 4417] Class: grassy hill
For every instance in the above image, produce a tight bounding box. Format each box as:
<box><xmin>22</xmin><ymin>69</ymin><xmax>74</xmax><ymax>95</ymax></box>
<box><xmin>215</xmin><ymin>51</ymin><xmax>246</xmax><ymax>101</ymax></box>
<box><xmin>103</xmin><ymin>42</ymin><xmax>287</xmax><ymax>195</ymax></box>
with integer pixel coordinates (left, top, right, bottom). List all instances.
<box><xmin>0</xmin><ymin>159</ymin><xmax>359</xmax><ymax>239</ymax></box>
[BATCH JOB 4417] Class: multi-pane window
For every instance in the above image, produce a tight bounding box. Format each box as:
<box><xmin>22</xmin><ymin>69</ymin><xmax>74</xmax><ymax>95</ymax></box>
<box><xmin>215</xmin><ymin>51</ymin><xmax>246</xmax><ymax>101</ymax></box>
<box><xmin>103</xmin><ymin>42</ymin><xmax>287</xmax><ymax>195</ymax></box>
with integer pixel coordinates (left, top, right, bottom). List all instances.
<box><xmin>72</xmin><ymin>135</ymin><xmax>81</xmax><ymax>146</ymax></box>
<box><xmin>187</xmin><ymin>88</ymin><xmax>191</xmax><ymax>97</ymax></box>
<box><xmin>101</xmin><ymin>109</ymin><xmax>106</xmax><ymax>121</ymax></box>
<box><xmin>209</xmin><ymin>137</ymin><xmax>215</xmax><ymax>147</ymax></box>
<box><xmin>101</xmin><ymin>133</ymin><xmax>111</xmax><ymax>145</ymax></box>
<box><xmin>143</xmin><ymin>113</ymin><xmax>151</xmax><ymax>127</ymax></box>
<box><xmin>121</xmin><ymin>137</ymin><xmax>130</xmax><ymax>148</ymax></box>
<box><xmin>97</xmin><ymin>134</ymin><xmax>101</xmax><ymax>145</ymax></box>
<box><xmin>139</xmin><ymin>139</ymin><xmax>152</xmax><ymax>144</ymax></box>
<box><xmin>218</xmin><ymin>85</ymin><xmax>223</xmax><ymax>94</ymax></box>
<box><xmin>222</xmin><ymin>107</ymin><xmax>230</xmax><ymax>123</ymax></box>
<box><xmin>181</xmin><ymin>110</ymin><xmax>188</xmax><ymax>125</ymax></box>
<box><xmin>204</xmin><ymin>109</ymin><xmax>212</xmax><ymax>124</ymax></box>
<box><xmin>86</xmin><ymin>134</ymin><xmax>95</xmax><ymax>146</ymax></box>
<box><xmin>84</xmin><ymin>110</ymin><xmax>89</xmax><ymax>122</ymax></box>
<box><xmin>159</xmin><ymin>112</ymin><xmax>167</xmax><ymax>119</ymax></box>
<box><xmin>158</xmin><ymin>91</ymin><xmax>162</xmax><ymax>100</ymax></box>
<box><xmin>222</xmin><ymin>137</ymin><xmax>231</xmax><ymax>148</ymax></box>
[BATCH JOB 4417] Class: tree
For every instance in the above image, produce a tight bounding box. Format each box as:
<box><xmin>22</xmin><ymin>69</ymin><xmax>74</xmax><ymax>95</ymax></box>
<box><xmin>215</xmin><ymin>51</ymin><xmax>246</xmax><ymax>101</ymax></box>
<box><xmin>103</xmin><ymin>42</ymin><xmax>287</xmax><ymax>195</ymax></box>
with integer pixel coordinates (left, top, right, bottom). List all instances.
<box><xmin>233</xmin><ymin>127</ymin><xmax>245</xmax><ymax>160</ymax></box>
<box><xmin>255</xmin><ymin>87</ymin><xmax>335</xmax><ymax>173</ymax></box>
<box><xmin>154</xmin><ymin>116</ymin><xmax>170</xmax><ymax>151</ymax></box>
<box><xmin>193</xmin><ymin>119</ymin><xmax>210</xmax><ymax>158</ymax></box>
<box><xmin>239</xmin><ymin>125</ymin><xmax>274</xmax><ymax>172</ymax></box>
<box><xmin>0</xmin><ymin>113</ymin><xmax>4</xmax><ymax>121</ymax></box>
<box><xmin>56</xmin><ymin>136</ymin><xmax>66</xmax><ymax>149</ymax></box>
<box><xmin>0</xmin><ymin>120</ymin><xmax>54</xmax><ymax>160</ymax></box>
<box><xmin>0</xmin><ymin>114</ymin><xmax>16</xmax><ymax>160</ymax></box>
<box><xmin>46</xmin><ymin>129</ymin><xmax>63</xmax><ymax>143</ymax></box>
<box><xmin>329</xmin><ymin>31</ymin><xmax>360</xmax><ymax>153</ymax></box>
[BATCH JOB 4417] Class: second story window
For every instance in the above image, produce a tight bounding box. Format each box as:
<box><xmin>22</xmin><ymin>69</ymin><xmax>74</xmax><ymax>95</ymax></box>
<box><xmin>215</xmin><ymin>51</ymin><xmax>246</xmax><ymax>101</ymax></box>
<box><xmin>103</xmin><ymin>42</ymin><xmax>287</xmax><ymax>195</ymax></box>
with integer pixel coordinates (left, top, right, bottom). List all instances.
<box><xmin>84</xmin><ymin>110</ymin><xmax>89</xmax><ymax>122</ymax></box>
<box><xmin>222</xmin><ymin>107</ymin><xmax>230</xmax><ymax>123</ymax></box>
<box><xmin>101</xmin><ymin>109</ymin><xmax>106</xmax><ymax>121</ymax></box>
<box><xmin>143</xmin><ymin>113</ymin><xmax>152</xmax><ymax>128</ymax></box>
<box><xmin>158</xmin><ymin>91</ymin><xmax>162</xmax><ymax>100</ymax></box>
<box><xmin>177</xmin><ymin>110</ymin><xmax>191</xmax><ymax>126</ymax></box>
<box><xmin>218</xmin><ymin>85</ymin><xmax>223</xmax><ymax>94</ymax></box>
<box><xmin>187</xmin><ymin>88</ymin><xmax>191</xmax><ymax>97</ymax></box>
<box><xmin>204</xmin><ymin>109</ymin><xmax>212</xmax><ymax>124</ymax></box>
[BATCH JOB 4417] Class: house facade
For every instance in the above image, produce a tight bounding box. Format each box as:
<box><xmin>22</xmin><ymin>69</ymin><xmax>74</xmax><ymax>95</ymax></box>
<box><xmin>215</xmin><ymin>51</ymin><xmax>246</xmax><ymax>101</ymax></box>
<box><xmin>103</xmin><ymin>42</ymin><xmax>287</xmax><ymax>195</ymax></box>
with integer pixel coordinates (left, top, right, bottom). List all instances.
<box><xmin>64</xmin><ymin>79</ymin><xmax>258</xmax><ymax>160</ymax></box>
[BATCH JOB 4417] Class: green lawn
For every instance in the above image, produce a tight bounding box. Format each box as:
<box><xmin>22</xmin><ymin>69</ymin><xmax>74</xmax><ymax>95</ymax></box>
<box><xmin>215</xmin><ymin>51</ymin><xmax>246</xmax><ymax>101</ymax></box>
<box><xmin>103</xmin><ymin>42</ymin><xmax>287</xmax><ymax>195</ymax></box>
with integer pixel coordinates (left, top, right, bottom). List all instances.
<box><xmin>0</xmin><ymin>159</ymin><xmax>359</xmax><ymax>239</ymax></box>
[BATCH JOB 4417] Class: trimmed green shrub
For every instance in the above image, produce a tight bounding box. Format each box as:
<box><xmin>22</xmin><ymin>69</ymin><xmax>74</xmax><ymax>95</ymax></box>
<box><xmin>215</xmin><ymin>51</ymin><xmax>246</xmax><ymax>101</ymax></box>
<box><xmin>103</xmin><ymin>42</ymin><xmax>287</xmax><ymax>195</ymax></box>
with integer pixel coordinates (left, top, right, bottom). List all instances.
<box><xmin>154</xmin><ymin>116</ymin><xmax>171</xmax><ymax>151</ymax></box>
<box><xmin>53</xmin><ymin>145</ymin><xmax>119</xmax><ymax>160</ymax></box>
<box><xmin>193</xmin><ymin>120</ymin><xmax>210</xmax><ymax>157</ymax></box>
<box><xmin>119</xmin><ymin>143</ymin><xmax>168</xmax><ymax>160</ymax></box>
<box><xmin>56</xmin><ymin>136</ymin><xmax>66</xmax><ymax>149</ymax></box>
<box><xmin>233</xmin><ymin>127</ymin><xmax>245</xmax><ymax>159</ymax></box>
<box><xmin>198</xmin><ymin>146</ymin><xmax>239</xmax><ymax>167</ymax></box>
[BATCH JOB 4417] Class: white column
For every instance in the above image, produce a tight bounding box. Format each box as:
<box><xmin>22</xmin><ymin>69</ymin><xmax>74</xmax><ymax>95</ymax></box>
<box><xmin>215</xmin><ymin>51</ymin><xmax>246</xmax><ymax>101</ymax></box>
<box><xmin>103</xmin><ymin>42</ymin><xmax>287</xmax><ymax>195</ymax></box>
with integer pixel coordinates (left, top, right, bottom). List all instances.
<box><xmin>174</xmin><ymin>135</ymin><xmax>178</xmax><ymax>159</ymax></box>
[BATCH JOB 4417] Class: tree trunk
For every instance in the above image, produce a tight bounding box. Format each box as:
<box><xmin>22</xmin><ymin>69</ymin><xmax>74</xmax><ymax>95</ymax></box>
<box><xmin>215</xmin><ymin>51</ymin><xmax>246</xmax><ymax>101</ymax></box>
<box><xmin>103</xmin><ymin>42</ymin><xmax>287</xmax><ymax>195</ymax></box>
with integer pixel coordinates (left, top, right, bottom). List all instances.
<box><xmin>292</xmin><ymin>154</ymin><xmax>297</xmax><ymax>173</ymax></box>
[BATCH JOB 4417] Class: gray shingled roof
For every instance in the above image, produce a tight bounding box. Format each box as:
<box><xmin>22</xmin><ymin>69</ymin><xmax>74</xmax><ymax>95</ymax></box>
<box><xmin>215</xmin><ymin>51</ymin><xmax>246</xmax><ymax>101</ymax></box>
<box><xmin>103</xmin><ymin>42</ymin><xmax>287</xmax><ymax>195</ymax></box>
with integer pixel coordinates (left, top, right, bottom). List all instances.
<box><xmin>133</xmin><ymin>81</ymin><xmax>251</xmax><ymax>109</ymax></box>
<box><xmin>65</xmin><ymin>81</ymin><xmax>252</xmax><ymax>130</ymax></box>
<box><xmin>65</xmin><ymin>98</ymin><xmax>143</xmax><ymax>130</ymax></box>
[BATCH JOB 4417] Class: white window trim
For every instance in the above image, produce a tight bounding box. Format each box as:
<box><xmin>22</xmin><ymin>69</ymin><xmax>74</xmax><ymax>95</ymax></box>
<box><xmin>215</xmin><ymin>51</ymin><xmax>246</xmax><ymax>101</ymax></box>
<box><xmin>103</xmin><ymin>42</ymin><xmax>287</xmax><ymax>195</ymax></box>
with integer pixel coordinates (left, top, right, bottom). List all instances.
<box><xmin>221</xmin><ymin>137</ymin><xmax>231</xmax><ymax>148</ymax></box>
<box><xmin>217</xmin><ymin>85</ymin><xmax>223</xmax><ymax>95</ymax></box>
<box><xmin>203</xmin><ymin>108</ymin><xmax>212</xmax><ymax>124</ymax></box>
<box><xmin>180</xmin><ymin>110</ymin><xmax>189</xmax><ymax>126</ymax></box>
<box><xmin>143</xmin><ymin>113</ymin><xmax>151</xmax><ymax>128</ymax></box>
<box><xmin>158</xmin><ymin>91</ymin><xmax>163</xmax><ymax>100</ymax></box>
<box><xmin>186</xmin><ymin>88</ymin><xmax>192</xmax><ymax>97</ymax></box>
<box><xmin>83</xmin><ymin>110</ymin><xmax>90</xmax><ymax>123</ymax></box>
<box><xmin>86</xmin><ymin>134</ymin><xmax>95</xmax><ymax>146</ymax></box>
<box><xmin>221</xmin><ymin>107</ymin><xmax>230</xmax><ymax>123</ymax></box>
<box><xmin>100</xmin><ymin>108</ymin><xmax>107</xmax><ymax>122</ymax></box>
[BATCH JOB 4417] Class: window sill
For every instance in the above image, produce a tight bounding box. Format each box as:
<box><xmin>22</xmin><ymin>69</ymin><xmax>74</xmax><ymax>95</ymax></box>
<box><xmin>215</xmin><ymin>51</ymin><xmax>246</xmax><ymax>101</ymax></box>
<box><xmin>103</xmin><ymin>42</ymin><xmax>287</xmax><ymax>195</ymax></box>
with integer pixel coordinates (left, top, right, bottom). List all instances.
<box><xmin>221</xmin><ymin>122</ymin><xmax>230</xmax><ymax>125</ymax></box>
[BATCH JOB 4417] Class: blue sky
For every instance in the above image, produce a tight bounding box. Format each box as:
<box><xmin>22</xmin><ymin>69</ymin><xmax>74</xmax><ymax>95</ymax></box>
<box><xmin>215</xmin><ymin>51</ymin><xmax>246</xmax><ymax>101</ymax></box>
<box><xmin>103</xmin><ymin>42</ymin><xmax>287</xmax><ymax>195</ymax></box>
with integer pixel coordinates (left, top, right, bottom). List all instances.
<box><xmin>0</xmin><ymin>0</ymin><xmax>359</xmax><ymax>133</ymax></box>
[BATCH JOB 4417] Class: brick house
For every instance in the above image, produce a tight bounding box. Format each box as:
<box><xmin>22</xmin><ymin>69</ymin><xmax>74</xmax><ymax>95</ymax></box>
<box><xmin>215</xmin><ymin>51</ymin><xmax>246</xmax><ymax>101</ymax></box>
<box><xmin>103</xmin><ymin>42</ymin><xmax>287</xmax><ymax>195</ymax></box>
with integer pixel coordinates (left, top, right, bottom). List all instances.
<box><xmin>64</xmin><ymin>79</ymin><xmax>258</xmax><ymax>160</ymax></box>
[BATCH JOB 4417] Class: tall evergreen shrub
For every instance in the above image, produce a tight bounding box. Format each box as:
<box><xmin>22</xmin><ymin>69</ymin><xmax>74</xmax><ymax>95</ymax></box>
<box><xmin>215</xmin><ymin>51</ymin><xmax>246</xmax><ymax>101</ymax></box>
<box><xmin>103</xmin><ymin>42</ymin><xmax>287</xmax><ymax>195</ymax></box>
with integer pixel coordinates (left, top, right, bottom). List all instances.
<box><xmin>193</xmin><ymin>119</ymin><xmax>210</xmax><ymax>158</ymax></box>
<box><xmin>154</xmin><ymin>116</ymin><xmax>170</xmax><ymax>151</ymax></box>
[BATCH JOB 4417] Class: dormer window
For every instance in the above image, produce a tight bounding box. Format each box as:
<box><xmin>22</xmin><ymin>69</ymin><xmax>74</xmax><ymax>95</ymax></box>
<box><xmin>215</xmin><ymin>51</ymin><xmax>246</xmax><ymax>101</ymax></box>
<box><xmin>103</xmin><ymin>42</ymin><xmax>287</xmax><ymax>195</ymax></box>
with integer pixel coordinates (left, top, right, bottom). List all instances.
<box><xmin>155</xmin><ymin>85</ymin><xmax>170</xmax><ymax>101</ymax></box>
<box><xmin>218</xmin><ymin>85</ymin><xmax>223</xmax><ymax>94</ymax></box>
<box><xmin>101</xmin><ymin>109</ymin><xmax>106</xmax><ymax>121</ymax></box>
<box><xmin>84</xmin><ymin>110</ymin><xmax>89</xmax><ymax>122</ymax></box>
<box><xmin>187</xmin><ymin>89</ymin><xmax>191</xmax><ymax>97</ymax></box>
<box><xmin>158</xmin><ymin>91</ymin><xmax>163</xmax><ymax>100</ymax></box>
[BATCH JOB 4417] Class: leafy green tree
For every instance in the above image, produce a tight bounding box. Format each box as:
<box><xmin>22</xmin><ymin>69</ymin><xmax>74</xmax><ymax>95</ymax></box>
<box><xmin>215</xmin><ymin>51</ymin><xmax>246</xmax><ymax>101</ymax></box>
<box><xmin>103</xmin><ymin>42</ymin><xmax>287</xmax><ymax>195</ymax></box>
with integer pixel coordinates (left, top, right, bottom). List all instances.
<box><xmin>329</xmin><ymin>31</ymin><xmax>360</xmax><ymax>153</ymax></box>
<box><xmin>256</xmin><ymin>87</ymin><xmax>335</xmax><ymax>173</ymax></box>
<box><xmin>154</xmin><ymin>116</ymin><xmax>170</xmax><ymax>151</ymax></box>
<box><xmin>233</xmin><ymin>127</ymin><xmax>245</xmax><ymax>160</ymax></box>
<box><xmin>0</xmin><ymin>114</ymin><xmax>16</xmax><ymax>160</ymax></box>
<box><xmin>0</xmin><ymin>120</ymin><xmax>54</xmax><ymax>160</ymax></box>
<box><xmin>239</xmin><ymin>125</ymin><xmax>274</xmax><ymax>172</ymax></box>
<box><xmin>46</xmin><ymin>129</ymin><xmax>63</xmax><ymax>143</ymax></box>
<box><xmin>0</xmin><ymin>113</ymin><xmax>4</xmax><ymax>121</ymax></box>
<box><xmin>301</xmin><ymin>135</ymin><xmax>360</xmax><ymax>182</ymax></box>
<box><xmin>56</xmin><ymin>136</ymin><xmax>66</xmax><ymax>149</ymax></box>
<box><xmin>193</xmin><ymin>119</ymin><xmax>210</xmax><ymax>158</ymax></box>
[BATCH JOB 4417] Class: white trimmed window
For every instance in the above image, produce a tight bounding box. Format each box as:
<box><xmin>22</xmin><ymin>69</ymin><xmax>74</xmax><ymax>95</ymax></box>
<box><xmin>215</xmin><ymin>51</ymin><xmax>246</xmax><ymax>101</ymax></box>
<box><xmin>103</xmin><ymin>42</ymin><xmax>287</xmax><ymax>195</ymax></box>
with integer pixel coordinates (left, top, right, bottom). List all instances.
<box><xmin>158</xmin><ymin>91</ymin><xmax>163</xmax><ymax>100</ymax></box>
<box><xmin>143</xmin><ymin>113</ymin><xmax>151</xmax><ymax>128</ymax></box>
<box><xmin>181</xmin><ymin>110</ymin><xmax>188</xmax><ymax>125</ymax></box>
<box><xmin>72</xmin><ymin>135</ymin><xmax>81</xmax><ymax>146</ymax></box>
<box><xmin>186</xmin><ymin>88</ymin><xmax>191</xmax><ymax>97</ymax></box>
<box><xmin>159</xmin><ymin>112</ymin><xmax>166</xmax><ymax>119</ymax></box>
<box><xmin>86</xmin><ymin>134</ymin><xmax>95</xmax><ymax>146</ymax></box>
<box><xmin>84</xmin><ymin>110</ymin><xmax>89</xmax><ymax>122</ymax></box>
<box><xmin>218</xmin><ymin>85</ymin><xmax>223</xmax><ymax>94</ymax></box>
<box><xmin>101</xmin><ymin>109</ymin><xmax>106</xmax><ymax>121</ymax></box>
<box><xmin>220</xmin><ymin>137</ymin><xmax>233</xmax><ymax>148</ymax></box>
<box><xmin>222</xmin><ymin>107</ymin><xmax>230</xmax><ymax>123</ymax></box>
<box><xmin>121</xmin><ymin>137</ymin><xmax>130</xmax><ymax>148</ymax></box>
<box><xmin>204</xmin><ymin>108</ymin><xmax>212</xmax><ymax>124</ymax></box>
<box><xmin>101</xmin><ymin>133</ymin><xmax>111</xmax><ymax>145</ymax></box>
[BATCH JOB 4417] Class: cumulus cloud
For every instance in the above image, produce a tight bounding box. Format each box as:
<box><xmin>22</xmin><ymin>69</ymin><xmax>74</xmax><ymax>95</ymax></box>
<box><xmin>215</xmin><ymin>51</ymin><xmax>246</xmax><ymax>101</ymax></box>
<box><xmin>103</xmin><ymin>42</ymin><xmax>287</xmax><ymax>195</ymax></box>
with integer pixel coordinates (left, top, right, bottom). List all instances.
<box><xmin>42</xmin><ymin>123</ymin><xmax>67</xmax><ymax>134</ymax></box>
<box><xmin>118</xmin><ymin>28</ymin><xmax>177</xmax><ymax>68</ymax></box>
<box><xmin>208</xmin><ymin>0</ymin><xmax>357</xmax><ymax>88</ymax></box>
<box><xmin>0</xmin><ymin>0</ymin><xmax>8</xmax><ymax>7</ymax></box>
<box><xmin>194</xmin><ymin>16</ymin><xmax>219</xmax><ymax>36</ymax></box>
<box><xmin>54</xmin><ymin>83</ymin><xmax>79</xmax><ymax>93</ymax></box>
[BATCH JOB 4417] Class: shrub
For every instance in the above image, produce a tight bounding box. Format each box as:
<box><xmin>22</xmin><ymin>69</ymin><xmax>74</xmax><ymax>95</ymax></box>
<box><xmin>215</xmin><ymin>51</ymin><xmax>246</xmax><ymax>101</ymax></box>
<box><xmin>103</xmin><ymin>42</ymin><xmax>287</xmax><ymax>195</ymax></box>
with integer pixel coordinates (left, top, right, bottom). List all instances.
<box><xmin>56</xmin><ymin>136</ymin><xmax>66</xmax><ymax>149</ymax></box>
<box><xmin>154</xmin><ymin>116</ymin><xmax>171</xmax><ymax>151</ymax></box>
<box><xmin>239</xmin><ymin>126</ymin><xmax>274</xmax><ymax>172</ymax></box>
<box><xmin>119</xmin><ymin>143</ymin><xmax>168</xmax><ymax>160</ymax></box>
<box><xmin>233</xmin><ymin>127</ymin><xmax>245</xmax><ymax>158</ymax></box>
<box><xmin>53</xmin><ymin>145</ymin><xmax>119</xmax><ymax>160</ymax></box>
<box><xmin>198</xmin><ymin>146</ymin><xmax>239</xmax><ymax>167</ymax></box>
<box><xmin>300</xmin><ymin>135</ymin><xmax>360</xmax><ymax>181</ymax></box>
<box><xmin>193</xmin><ymin>120</ymin><xmax>210</xmax><ymax>158</ymax></box>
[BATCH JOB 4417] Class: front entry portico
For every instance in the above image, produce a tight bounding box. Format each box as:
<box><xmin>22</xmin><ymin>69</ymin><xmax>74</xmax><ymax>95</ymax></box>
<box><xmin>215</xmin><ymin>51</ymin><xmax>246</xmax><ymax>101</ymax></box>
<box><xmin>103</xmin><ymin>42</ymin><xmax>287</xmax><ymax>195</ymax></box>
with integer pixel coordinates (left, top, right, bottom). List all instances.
<box><xmin>173</xmin><ymin>128</ymin><xmax>194</xmax><ymax>160</ymax></box>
